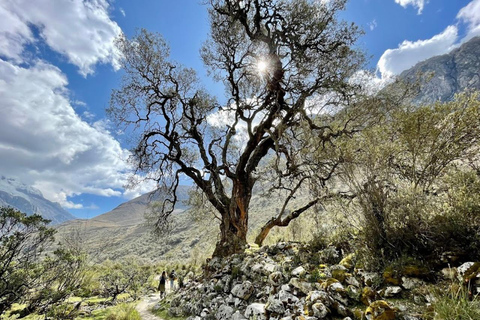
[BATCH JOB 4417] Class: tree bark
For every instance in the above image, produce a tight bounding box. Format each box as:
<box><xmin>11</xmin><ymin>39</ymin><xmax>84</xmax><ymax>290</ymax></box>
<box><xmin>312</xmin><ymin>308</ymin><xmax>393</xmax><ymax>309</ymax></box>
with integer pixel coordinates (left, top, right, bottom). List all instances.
<box><xmin>212</xmin><ymin>180</ymin><xmax>251</xmax><ymax>257</ymax></box>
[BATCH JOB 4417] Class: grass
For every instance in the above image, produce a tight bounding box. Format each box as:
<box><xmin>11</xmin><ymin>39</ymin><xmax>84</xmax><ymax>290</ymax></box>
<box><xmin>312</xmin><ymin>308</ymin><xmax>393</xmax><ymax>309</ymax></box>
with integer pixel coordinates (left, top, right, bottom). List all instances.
<box><xmin>77</xmin><ymin>303</ymin><xmax>140</xmax><ymax>320</ymax></box>
<box><xmin>427</xmin><ymin>286</ymin><xmax>480</xmax><ymax>320</ymax></box>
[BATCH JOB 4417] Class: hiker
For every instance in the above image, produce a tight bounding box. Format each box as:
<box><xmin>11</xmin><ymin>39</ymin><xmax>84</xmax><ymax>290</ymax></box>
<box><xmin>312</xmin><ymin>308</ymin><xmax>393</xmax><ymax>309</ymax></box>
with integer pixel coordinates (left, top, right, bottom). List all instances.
<box><xmin>169</xmin><ymin>269</ymin><xmax>176</xmax><ymax>291</ymax></box>
<box><xmin>158</xmin><ymin>271</ymin><xmax>167</xmax><ymax>298</ymax></box>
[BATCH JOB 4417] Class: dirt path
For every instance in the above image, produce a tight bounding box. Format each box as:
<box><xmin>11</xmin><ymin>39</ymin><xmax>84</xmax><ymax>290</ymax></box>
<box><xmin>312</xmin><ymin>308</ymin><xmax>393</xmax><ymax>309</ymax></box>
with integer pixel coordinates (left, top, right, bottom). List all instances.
<box><xmin>136</xmin><ymin>293</ymin><xmax>164</xmax><ymax>320</ymax></box>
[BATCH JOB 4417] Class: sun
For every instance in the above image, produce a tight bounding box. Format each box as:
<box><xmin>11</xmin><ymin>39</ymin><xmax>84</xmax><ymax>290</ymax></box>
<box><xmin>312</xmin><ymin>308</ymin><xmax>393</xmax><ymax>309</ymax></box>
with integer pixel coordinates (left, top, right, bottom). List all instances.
<box><xmin>257</xmin><ymin>60</ymin><xmax>268</xmax><ymax>73</ymax></box>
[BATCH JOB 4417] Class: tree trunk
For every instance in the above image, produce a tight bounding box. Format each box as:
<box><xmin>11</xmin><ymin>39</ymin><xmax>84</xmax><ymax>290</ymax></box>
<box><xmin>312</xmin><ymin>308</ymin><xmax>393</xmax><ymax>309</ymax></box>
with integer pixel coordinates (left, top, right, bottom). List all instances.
<box><xmin>212</xmin><ymin>181</ymin><xmax>251</xmax><ymax>257</ymax></box>
<box><xmin>254</xmin><ymin>217</ymin><xmax>278</xmax><ymax>247</ymax></box>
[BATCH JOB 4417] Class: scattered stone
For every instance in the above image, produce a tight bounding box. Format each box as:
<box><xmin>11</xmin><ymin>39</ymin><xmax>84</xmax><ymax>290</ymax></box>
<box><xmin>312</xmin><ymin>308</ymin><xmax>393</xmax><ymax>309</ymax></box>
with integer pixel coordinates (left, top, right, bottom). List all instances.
<box><xmin>401</xmin><ymin>277</ymin><xmax>425</xmax><ymax>290</ymax></box>
<box><xmin>232</xmin><ymin>281</ymin><xmax>255</xmax><ymax>300</ymax></box>
<box><xmin>245</xmin><ymin>303</ymin><xmax>266</xmax><ymax>320</ymax></box>
<box><xmin>232</xmin><ymin>310</ymin><xmax>247</xmax><ymax>320</ymax></box>
<box><xmin>292</xmin><ymin>266</ymin><xmax>306</xmax><ymax>277</ymax></box>
<box><xmin>384</xmin><ymin>286</ymin><xmax>402</xmax><ymax>298</ymax></box>
<box><xmin>215</xmin><ymin>305</ymin><xmax>234</xmax><ymax>320</ymax></box>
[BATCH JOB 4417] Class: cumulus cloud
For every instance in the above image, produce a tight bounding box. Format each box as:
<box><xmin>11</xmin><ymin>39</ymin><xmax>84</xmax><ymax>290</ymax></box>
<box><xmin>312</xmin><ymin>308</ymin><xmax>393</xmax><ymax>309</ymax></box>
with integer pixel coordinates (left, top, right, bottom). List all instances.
<box><xmin>377</xmin><ymin>0</ymin><xmax>480</xmax><ymax>79</ymax></box>
<box><xmin>457</xmin><ymin>0</ymin><xmax>480</xmax><ymax>41</ymax></box>
<box><xmin>368</xmin><ymin>20</ymin><xmax>377</xmax><ymax>31</ymax></box>
<box><xmin>377</xmin><ymin>25</ymin><xmax>458</xmax><ymax>78</ymax></box>
<box><xmin>0</xmin><ymin>59</ymin><xmax>146</xmax><ymax>208</ymax></box>
<box><xmin>394</xmin><ymin>0</ymin><xmax>427</xmax><ymax>14</ymax></box>
<box><xmin>0</xmin><ymin>0</ymin><xmax>122</xmax><ymax>76</ymax></box>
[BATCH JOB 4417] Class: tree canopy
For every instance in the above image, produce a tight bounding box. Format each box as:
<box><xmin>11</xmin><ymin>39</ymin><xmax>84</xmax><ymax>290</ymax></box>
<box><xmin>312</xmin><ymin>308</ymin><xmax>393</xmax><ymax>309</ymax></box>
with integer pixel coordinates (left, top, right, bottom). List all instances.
<box><xmin>109</xmin><ymin>0</ymin><xmax>369</xmax><ymax>256</ymax></box>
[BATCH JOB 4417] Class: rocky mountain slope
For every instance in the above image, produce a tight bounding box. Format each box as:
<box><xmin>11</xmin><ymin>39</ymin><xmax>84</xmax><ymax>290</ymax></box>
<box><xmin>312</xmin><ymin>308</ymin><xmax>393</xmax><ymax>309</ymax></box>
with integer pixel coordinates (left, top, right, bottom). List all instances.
<box><xmin>400</xmin><ymin>36</ymin><xmax>480</xmax><ymax>103</ymax></box>
<box><xmin>0</xmin><ymin>175</ymin><xmax>76</xmax><ymax>225</ymax></box>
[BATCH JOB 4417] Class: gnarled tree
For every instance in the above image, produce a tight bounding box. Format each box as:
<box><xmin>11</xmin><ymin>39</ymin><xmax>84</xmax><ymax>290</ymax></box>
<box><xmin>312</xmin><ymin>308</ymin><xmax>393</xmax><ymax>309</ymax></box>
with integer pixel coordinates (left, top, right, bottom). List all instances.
<box><xmin>109</xmin><ymin>0</ymin><xmax>367</xmax><ymax>257</ymax></box>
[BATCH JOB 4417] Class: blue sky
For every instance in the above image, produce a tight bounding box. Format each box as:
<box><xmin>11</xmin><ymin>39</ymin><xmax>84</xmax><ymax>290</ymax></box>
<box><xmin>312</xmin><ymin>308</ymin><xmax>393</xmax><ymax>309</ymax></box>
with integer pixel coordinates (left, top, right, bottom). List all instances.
<box><xmin>0</xmin><ymin>0</ymin><xmax>479</xmax><ymax>219</ymax></box>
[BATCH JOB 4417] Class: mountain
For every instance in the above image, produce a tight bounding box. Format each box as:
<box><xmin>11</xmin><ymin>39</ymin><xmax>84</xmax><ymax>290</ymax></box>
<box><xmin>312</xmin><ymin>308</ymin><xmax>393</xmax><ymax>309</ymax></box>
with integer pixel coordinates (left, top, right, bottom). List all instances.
<box><xmin>400</xmin><ymin>36</ymin><xmax>480</xmax><ymax>103</ymax></box>
<box><xmin>0</xmin><ymin>176</ymin><xmax>76</xmax><ymax>225</ymax></box>
<box><xmin>55</xmin><ymin>185</ymin><xmax>312</xmax><ymax>263</ymax></box>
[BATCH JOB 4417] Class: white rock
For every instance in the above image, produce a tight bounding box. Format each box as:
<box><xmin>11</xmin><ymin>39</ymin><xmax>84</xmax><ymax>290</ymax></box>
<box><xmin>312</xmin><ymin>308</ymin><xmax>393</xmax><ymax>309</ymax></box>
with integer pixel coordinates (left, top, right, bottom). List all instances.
<box><xmin>215</xmin><ymin>305</ymin><xmax>234</xmax><ymax>320</ymax></box>
<box><xmin>384</xmin><ymin>286</ymin><xmax>402</xmax><ymax>297</ymax></box>
<box><xmin>278</xmin><ymin>289</ymin><xmax>299</xmax><ymax>304</ymax></box>
<box><xmin>401</xmin><ymin>277</ymin><xmax>425</xmax><ymax>290</ymax></box>
<box><xmin>264</xmin><ymin>263</ymin><xmax>277</xmax><ymax>273</ymax></box>
<box><xmin>292</xmin><ymin>266</ymin><xmax>306</xmax><ymax>277</ymax></box>
<box><xmin>232</xmin><ymin>310</ymin><xmax>247</xmax><ymax>320</ymax></box>
<box><xmin>232</xmin><ymin>281</ymin><xmax>254</xmax><ymax>300</ymax></box>
<box><xmin>245</xmin><ymin>303</ymin><xmax>266</xmax><ymax>320</ymax></box>
<box><xmin>266</xmin><ymin>297</ymin><xmax>285</xmax><ymax>314</ymax></box>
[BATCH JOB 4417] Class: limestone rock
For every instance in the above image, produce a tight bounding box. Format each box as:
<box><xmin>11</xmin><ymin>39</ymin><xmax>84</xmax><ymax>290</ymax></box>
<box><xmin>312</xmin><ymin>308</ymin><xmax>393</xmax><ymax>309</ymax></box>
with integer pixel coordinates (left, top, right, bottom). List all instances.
<box><xmin>401</xmin><ymin>277</ymin><xmax>425</xmax><ymax>290</ymax></box>
<box><xmin>292</xmin><ymin>266</ymin><xmax>306</xmax><ymax>277</ymax></box>
<box><xmin>266</xmin><ymin>296</ymin><xmax>285</xmax><ymax>314</ymax></box>
<box><xmin>232</xmin><ymin>310</ymin><xmax>247</xmax><ymax>320</ymax></box>
<box><xmin>383</xmin><ymin>286</ymin><xmax>402</xmax><ymax>298</ymax></box>
<box><xmin>245</xmin><ymin>303</ymin><xmax>266</xmax><ymax>320</ymax></box>
<box><xmin>232</xmin><ymin>281</ymin><xmax>255</xmax><ymax>300</ymax></box>
<box><xmin>215</xmin><ymin>305</ymin><xmax>234</xmax><ymax>320</ymax></box>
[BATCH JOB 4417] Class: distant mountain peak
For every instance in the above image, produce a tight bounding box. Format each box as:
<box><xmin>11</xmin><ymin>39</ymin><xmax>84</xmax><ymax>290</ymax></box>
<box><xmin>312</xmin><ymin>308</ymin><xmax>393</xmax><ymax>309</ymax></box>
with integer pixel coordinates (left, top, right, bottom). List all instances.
<box><xmin>0</xmin><ymin>175</ymin><xmax>75</xmax><ymax>225</ymax></box>
<box><xmin>400</xmin><ymin>36</ymin><xmax>480</xmax><ymax>103</ymax></box>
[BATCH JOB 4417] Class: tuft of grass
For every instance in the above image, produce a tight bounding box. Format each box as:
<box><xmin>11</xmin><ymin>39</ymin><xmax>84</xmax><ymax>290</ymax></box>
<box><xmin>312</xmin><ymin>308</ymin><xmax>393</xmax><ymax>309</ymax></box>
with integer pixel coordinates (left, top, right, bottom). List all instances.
<box><xmin>428</xmin><ymin>287</ymin><xmax>480</xmax><ymax>320</ymax></box>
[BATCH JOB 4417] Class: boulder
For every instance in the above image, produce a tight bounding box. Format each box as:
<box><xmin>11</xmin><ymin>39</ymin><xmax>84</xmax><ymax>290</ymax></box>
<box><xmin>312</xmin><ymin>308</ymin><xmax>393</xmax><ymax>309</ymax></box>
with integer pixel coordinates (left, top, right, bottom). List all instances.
<box><xmin>266</xmin><ymin>296</ymin><xmax>285</xmax><ymax>314</ymax></box>
<box><xmin>215</xmin><ymin>305</ymin><xmax>234</xmax><ymax>320</ymax></box>
<box><xmin>232</xmin><ymin>310</ymin><xmax>247</xmax><ymax>320</ymax></box>
<box><xmin>245</xmin><ymin>303</ymin><xmax>266</xmax><ymax>320</ymax></box>
<box><xmin>232</xmin><ymin>281</ymin><xmax>255</xmax><ymax>300</ymax></box>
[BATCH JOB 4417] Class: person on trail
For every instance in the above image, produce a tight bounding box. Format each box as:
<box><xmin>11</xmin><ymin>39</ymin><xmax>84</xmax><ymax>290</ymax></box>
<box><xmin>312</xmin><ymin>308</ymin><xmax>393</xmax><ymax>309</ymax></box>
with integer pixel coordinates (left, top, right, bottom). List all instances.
<box><xmin>169</xmin><ymin>269</ymin><xmax>176</xmax><ymax>291</ymax></box>
<box><xmin>158</xmin><ymin>271</ymin><xmax>167</xmax><ymax>299</ymax></box>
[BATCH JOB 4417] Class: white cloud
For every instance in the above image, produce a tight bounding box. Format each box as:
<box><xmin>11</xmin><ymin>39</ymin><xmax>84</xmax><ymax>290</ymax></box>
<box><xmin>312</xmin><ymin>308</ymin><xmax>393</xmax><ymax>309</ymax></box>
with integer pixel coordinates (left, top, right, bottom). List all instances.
<box><xmin>457</xmin><ymin>0</ymin><xmax>480</xmax><ymax>41</ymax></box>
<box><xmin>120</xmin><ymin>8</ymin><xmax>126</xmax><ymax>17</ymax></box>
<box><xmin>0</xmin><ymin>59</ymin><xmax>143</xmax><ymax>208</ymax></box>
<box><xmin>377</xmin><ymin>25</ymin><xmax>458</xmax><ymax>78</ymax></box>
<box><xmin>0</xmin><ymin>0</ymin><xmax>122</xmax><ymax>76</ymax></box>
<box><xmin>376</xmin><ymin>0</ymin><xmax>480</xmax><ymax>79</ymax></box>
<box><xmin>368</xmin><ymin>20</ymin><xmax>377</xmax><ymax>31</ymax></box>
<box><xmin>395</xmin><ymin>0</ymin><xmax>427</xmax><ymax>14</ymax></box>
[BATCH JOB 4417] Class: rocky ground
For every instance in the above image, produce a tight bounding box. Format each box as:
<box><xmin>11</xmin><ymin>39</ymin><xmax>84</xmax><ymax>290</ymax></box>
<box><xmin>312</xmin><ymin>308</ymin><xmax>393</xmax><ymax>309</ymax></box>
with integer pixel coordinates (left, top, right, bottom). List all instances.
<box><xmin>154</xmin><ymin>242</ymin><xmax>480</xmax><ymax>320</ymax></box>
